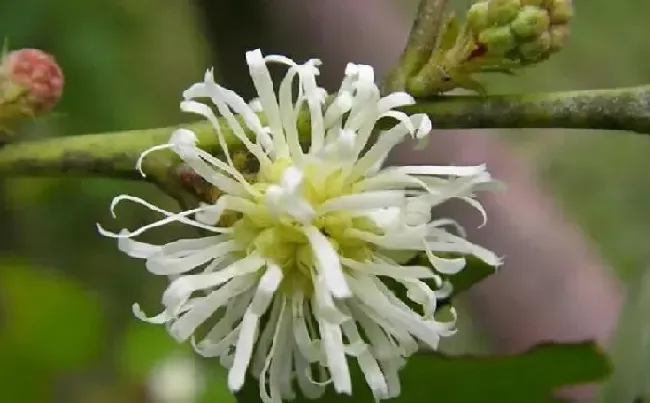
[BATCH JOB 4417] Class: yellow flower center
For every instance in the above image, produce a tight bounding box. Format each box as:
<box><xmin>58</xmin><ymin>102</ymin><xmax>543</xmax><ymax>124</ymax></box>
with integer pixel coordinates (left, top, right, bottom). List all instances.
<box><xmin>228</xmin><ymin>158</ymin><xmax>380</xmax><ymax>295</ymax></box>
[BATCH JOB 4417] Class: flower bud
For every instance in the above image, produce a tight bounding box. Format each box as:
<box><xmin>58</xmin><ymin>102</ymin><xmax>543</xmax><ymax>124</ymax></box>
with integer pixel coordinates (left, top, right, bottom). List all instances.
<box><xmin>518</xmin><ymin>31</ymin><xmax>551</xmax><ymax>61</ymax></box>
<box><xmin>510</xmin><ymin>6</ymin><xmax>550</xmax><ymax>39</ymax></box>
<box><xmin>467</xmin><ymin>2</ymin><xmax>491</xmax><ymax>34</ymax></box>
<box><xmin>487</xmin><ymin>0</ymin><xmax>521</xmax><ymax>25</ymax></box>
<box><xmin>0</xmin><ymin>49</ymin><xmax>63</xmax><ymax>114</ymax></box>
<box><xmin>478</xmin><ymin>26</ymin><xmax>516</xmax><ymax>55</ymax></box>
<box><xmin>549</xmin><ymin>0</ymin><xmax>573</xmax><ymax>24</ymax></box>
<box><xmin>549</xmin><ymin>24</ymin><xmax>570</xmax><ymax>52</ymax></box>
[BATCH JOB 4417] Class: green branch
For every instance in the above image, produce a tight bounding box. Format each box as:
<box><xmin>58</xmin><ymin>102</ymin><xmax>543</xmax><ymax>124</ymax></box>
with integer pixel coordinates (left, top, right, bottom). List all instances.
<box><xmin>383</xmin><ymin>0</ymin><xmax>448</xmax><ymax>92</ymax></box>
<box><xmin>405</xmin><ymin>85</ymin><xmax>650</xmax><ymax>133</ymax></box>
<box><xmin>0</xmin><ymin>85</ymin><xmax>649</xmax><ymax>184</ymax></box>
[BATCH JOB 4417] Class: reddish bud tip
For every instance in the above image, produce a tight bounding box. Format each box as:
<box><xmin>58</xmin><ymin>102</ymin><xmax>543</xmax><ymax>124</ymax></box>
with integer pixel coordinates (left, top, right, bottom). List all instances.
<box><xmin>2</xmin><ymin>48</ymin><xmax>64</xmax><ymax>113</ymax></box>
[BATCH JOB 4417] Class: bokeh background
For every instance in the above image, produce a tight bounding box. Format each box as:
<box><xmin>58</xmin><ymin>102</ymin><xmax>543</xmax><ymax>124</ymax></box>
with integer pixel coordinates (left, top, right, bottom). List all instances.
<box><xmin>0</xmin><ymin>0</ymin><xmax>648</xmax><ymax>402</ymax></box>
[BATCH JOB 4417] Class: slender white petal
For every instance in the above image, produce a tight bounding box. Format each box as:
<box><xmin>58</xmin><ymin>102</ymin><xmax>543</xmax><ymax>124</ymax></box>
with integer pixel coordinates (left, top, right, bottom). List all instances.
<box><xmin>317</xmin><ymin>314</ymin><xmax>351</xmax><ymax>394</ymax></box>
<box><xmin>228</xmin><ymin>264</ymin><xmax>284</xmax><ymax>392</ymax></box>
<box><xmin>339</xmin><ymin>307</ymin><xmax>388</xmax><ymax>399</ymax></box>
<box><xmin>395</xmin><ymin>164</ymin><xmax>487</xmax><ymax>177</ymax></box>
<box><xmin>118</xmin><ymin>234</ymin><xmax>162</xmax><ymax>258</ymax></box>
<box><xmin>246</xmin><ymin>49</ymin><xmax>288</xmax><ymax>157</ymax></box>
<box><xmin>170</xmin><ymin>275</ymin><xmax>254</xmax><ymax>341</ymax></box>
<box><xmin>342</xmin><ymin>258</ymin><xmax>435</xmax><ymax>279</ymax></box>
<box><xmin>303</xmin><ymin>226</ymin><xmax>350</xmax><ymax>298</ymax></box>
<box><xmin>318</xmin><ymin>191</ymin><xmax>405</xmax><ymax>214</ymax></box>
<box><xmin>162</xmin><ymin>255</ymin><xmax>266</xmax><ymax>310</ymax></box>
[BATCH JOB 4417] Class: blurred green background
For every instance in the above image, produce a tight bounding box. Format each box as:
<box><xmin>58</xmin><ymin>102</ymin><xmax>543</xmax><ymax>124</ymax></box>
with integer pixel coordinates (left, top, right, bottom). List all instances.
<box><xmin>0</xmin><ymin>0</ymin><xmax>648</xmax><ymax>402</ymax></box>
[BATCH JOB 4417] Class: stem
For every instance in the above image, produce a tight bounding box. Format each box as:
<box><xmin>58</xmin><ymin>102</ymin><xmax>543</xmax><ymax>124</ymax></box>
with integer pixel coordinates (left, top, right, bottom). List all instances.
<box><xmin>404</xmin><ymin>85</ymin><xmax>650</xmax><ymax>133</ymax></box>
<box><xmin>0</xmin><ymin>85</ymin><xmax>649</xmax><ymax>182</ymax></box>
<box><xmin>383</xmin><ymin>0</ymin><xmax>448</xmax><ymax>92</ymax></box>
<box><xmin>0</xmin><ymin>120</ymin><xmax>214</xmax><ymax>203</ymax></box>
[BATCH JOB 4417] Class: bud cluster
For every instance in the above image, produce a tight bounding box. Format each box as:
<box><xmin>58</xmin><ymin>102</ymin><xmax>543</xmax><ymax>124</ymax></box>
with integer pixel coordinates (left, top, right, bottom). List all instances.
<box><xmin>468</xmin><ymin>0</ymin><xmax>573</xmax><ymax>64</ymax></box>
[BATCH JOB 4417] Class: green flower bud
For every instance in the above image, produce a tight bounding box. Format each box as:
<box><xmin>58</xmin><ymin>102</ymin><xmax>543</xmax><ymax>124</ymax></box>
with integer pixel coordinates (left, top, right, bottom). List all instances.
<box><xmin>478</xmin><ymin>26</ymin><xmax>516</xmax><ymax>55</ymax></box>
<box><xmin>518</xmin><ymin>31</ymin><xmax>551</xmax><ymax>61</ymax></box>
<box><xmin>467</xmin><ymin>2</ymin><xmax>491</xmax><ymax>34</ymax></box>
<box><xmin>487</xmin><ymin>0</ymin><xmax>521</xmax><ymax>25</ymax></box>
<box><xmin>510</xmin><ymin>6</ymin><xmax>550</xmax><ymax>39</ymax></box>
<box><xmin>549</xmin><ymin>0</ymin><xmax>573</xmax><ymax>24</ymax></box>
<box><xmin>549</xmin><ymin>24</ymin><xmax>570</xmax><ymax>52</ymax></box>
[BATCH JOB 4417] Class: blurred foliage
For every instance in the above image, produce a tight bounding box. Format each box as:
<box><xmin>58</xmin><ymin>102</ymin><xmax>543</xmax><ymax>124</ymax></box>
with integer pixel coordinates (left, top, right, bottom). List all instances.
<box><xmin>0</xmin><ymin>0</ymin><xmax>648</xmax><ymax>402</ymax></box>
<box><xmin>238</xmin><ymin>342</ymin><xmax>609</xmax><ymax>403</ymax></box>
<box><xmin>0</xmin><ymin>260</ymin><xmax>104</xmax><ymax>370</ymax></box>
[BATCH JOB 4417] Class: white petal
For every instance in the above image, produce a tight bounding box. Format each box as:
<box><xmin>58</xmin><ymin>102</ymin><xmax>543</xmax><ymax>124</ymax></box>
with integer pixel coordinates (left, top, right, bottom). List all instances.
<box><xmin>248</xmin><ymin>97</ymin><xmax>263</xmax><ymax>112</ymax></box>
<box><xmin>424</xmin><ymin>244</ymin><xmax>467</xmax><ymax>275</ymax></box>
<box><xmin>395</xmin><ymin>164</ymin><xmax>487</xmax><ymax>177</ymax></box>
<box><xmin>146</xmin><ymin>240</ymin><xmax>241</xmax><ymax>276</ymax></box>
<box><xmin>352</xmin><ymin>116</ymin><xmax>421</xmax><ymax>178</ymax></box>
<box><xmin>324</xmin><ymin>91</ymin><xmax>353</xmax><ymax>128</ymax></box>
<box><xmin>258</xmin><ymin>297</ymin><xmax>291</xmax><ymax>403</ymax></box>
<box><xmin>312</xmin><ymin>276</ymin><xmax>349</xmax><ymax>324</ymax></box>
<box><xmin>133</xmin><ymin>303</ymin><xmax>172</xmax><ymax>324</ymax></box>
<box><xmin>291</xmin><ymin>293</ymin><xmax>322</xmax><ymax>363</ymax></box>
<box><xmin>136</xmin><ymin>144</ymin><xmax>174</xmax><ymax>177</ymax></box>
<box><xmin>377</xmin><ymin>91</ymin><xmax>415</xmax><ymax>113</ymax></box>
<box><xmin>200</xmin><ymin>72</ymin><xmax>271</xmax><ymax>167</ymax></box>
<box><xmin>180</xmin><ymin>100</ymin><xmax>236</xmax><ymax>169</ymax></box>
<box><xmin>118</xmin><ymin>234</ymin><xmax>162</xmax><ymax>259</ymax></box>
<box><xmin>169</xmin><ymin>130</ymin><xmax>248</xmax><ymax>197</ymax></box>
<box><xmin>277</xmin><ymin>65</ymin><xmax>305</xmax><ymax>162</ymax></box>
<box><xmin>97</xmin><ymin>195</ymin><xmax>229</xmax><ymax>238</ymax></box>
<box><xmin>169</xmin><ymin>275</ymin><xmax>255</xmax><ymax>341</ymax></box>
<box><xmin>345</xmin><ymin>226</ymin><xmax>428</xmax><ymax>250</ymax></box>
<box><xmin>318</xmin><ymin>191</ymin><xmax>405</xmax><ymax>214</ymax></box>
<box><xmin>271</xmin><ymin>311</ymin><xmax>296</xmax><ymax>401</ymax></box>
<box><xmin>380</xmin><ymin>358</ymin><xmax>402</xmax><ymax>398</ymax></box>
<box><xmin>412</xmin><ymin>113</ymin><xmax>432</xmax><ymax>139</ymax></box>
<box><xmin>317</xmin><ymin>317</ymin><xmax>351</xmax><ymax>394</ymax></box>
<box><xmin>347</xmin><ymin>303</ymin><xmax>400</xmax><ymax>360</ymax></box>
<box><xmin>228</xmin><ymin>263</ymin><xmax>284</xmax><ymax>392</ymax></box>
<box><xmin>364</xmin><ymin>206</ymin><xmax>403</xmax><ymax>231</ymax></box>
<box><xmin>461</xmin><ymin>196</ymin><xmax>489</xmax><ymax>227</ymax></box>
<box><xmin>428</xmin><ymin>230</ymin><xmax>502</xmax><ymax>267</ymax></box>
<box><xmin>246</xmin><ymin>49</ymin><xmax>288</xmax><ymax>157</ymax></box>
<box><xmin>346</xmin><ymin>274</ymin><xmax>444</xmax><ymax>350</ymax></box>
<box><xmin>297</xmin><ymin>63</ymin><xmax>326</xmax><ymax>154</ymax></box>
<box><xmin>294</xmin><ymin>352</ymin><xmax>326</xmax><ymax>399</ymax></box>
<box><xmin>342</xmin><ymin>258</ymin><xmax>435</xmax><ymax>279</ymax></box>
<box><xmin>252</xmin><ymin>296</ymin><xmax>284</xmax><ymax>374</ymax></box>
<box><xmin>250</xmin><ymin>263</ymin><xmax>284</xmax><ymax>314</ymax></box>
<box><xmin>162</xmin><ymin>255</ymin><xmax>266</xmax><ymax>310</ymax></box>
<box><xmin>349</xmin><ymin>302</ymin><xmax>417</xmax><ymax>358</ymax></box>
<box><xmin>403</xmin><ymin>279</ymin><xmax>438</xmax><ymax>318</ymax></box>
<box><xmin>303</xmin><ymin>226</ymin><xmax>350</xmax><ymax>298</ymax></box>
<box><xmin>228</xmin><ymin>312</ymin><xmax>261</xmax><ymax>391</ymax></box>
<box><xmin>339</xmin><ymin>307</ymin><xmax>388</xmax><ymax>399</ymax></box>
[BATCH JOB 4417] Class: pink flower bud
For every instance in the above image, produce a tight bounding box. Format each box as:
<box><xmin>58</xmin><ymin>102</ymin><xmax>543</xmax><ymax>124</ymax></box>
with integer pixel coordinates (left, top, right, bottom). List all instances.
<box><xmin>1</xmin><ymin>48</ymin><xmax>64</xmax><ymax>113</ymax></box>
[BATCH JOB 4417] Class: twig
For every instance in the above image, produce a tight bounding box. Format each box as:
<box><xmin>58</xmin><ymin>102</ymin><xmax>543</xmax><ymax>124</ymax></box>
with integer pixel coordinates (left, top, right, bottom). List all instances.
<box><xmin>1</xmin><ymin>85</ymin><xmax>649</xmax><ymax>182</ymax></box>
<box><xmin>383</xmin><ymin>0</ymin><xmax>449</xmax><ymax>92</ymax></box>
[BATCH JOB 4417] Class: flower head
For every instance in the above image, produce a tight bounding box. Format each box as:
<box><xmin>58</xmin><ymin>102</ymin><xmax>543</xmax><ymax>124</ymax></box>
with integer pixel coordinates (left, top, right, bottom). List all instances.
<box><xmin>99</xmin><ymin>50</ymin><xmax>501</xmax><ymax>402</ymax></box>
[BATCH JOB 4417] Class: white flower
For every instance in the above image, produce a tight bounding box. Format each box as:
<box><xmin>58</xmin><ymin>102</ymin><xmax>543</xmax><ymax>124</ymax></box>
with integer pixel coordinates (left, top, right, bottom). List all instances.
<box><xmin>99</xmin><ymin>49</ymin><xmax>502</xmax><ymax>403</ymax></box>
<box><xmin>148</xmin><ymin>354</ymin><xmax>204</xmax><ymax>403</ymax></box>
